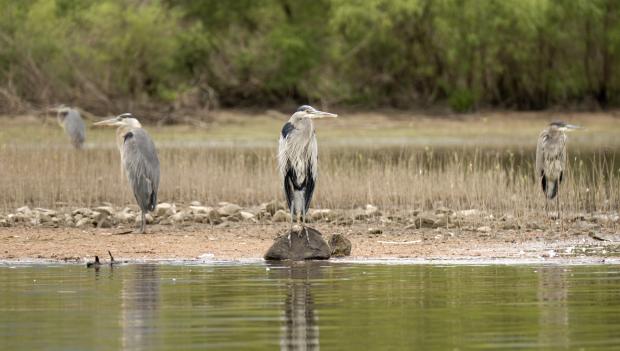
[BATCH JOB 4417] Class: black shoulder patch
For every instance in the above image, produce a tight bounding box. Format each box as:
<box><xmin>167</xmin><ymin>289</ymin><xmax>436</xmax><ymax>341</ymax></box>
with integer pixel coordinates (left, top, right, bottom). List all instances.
<box><xmin>124</xmin><ymin>131</ymin><xmax>134</xmax><ymax>143</ymax></box>
<box><xmin>281</xmin><ymin>122</ymin><xmax>294</xmax><ymax>138</ymax></box>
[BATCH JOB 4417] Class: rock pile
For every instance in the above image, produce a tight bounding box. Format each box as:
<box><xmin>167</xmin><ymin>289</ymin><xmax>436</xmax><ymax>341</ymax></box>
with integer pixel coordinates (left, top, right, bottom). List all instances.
<box><xmin>0</xmin><ymin>202</ymin><xmax>617</xmax><ymax>231</ymax></box>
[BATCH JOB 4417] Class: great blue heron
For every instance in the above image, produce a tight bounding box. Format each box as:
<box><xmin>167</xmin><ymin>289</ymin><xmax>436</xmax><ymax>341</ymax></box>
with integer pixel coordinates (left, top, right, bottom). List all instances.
<box><xmin>50</xmin><ymin>105</ymin><xmax>85</xmax><ymax>149</ymax></box>
<box><xmin>535</xmin><ymin>121</ymin><xmax>580</xmax><ymax>220</ymax></box>
<box><xmin>278</xmin><ymin>105</ymin><xmax>338</xmax><ymax>229</ymax></box>
<box><xmin>94</xmin><ymin>113</ymin><xmax>160</xmax><ymax>233</ymax></box>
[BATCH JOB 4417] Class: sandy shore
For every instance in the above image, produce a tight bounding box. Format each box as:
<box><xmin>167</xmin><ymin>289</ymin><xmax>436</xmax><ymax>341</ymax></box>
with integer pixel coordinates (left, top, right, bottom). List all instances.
<box><xmin>1</xmin><ymin>221</ymin><xmax>618</xmax><ymax>263</ymax></box>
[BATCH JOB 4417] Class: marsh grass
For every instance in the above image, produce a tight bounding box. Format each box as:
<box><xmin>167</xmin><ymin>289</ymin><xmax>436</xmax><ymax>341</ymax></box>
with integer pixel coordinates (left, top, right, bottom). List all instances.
<box><xmin>1</xmin><ymin>142</ymin><xmax>618</xmax><ymax>221</ymax></box>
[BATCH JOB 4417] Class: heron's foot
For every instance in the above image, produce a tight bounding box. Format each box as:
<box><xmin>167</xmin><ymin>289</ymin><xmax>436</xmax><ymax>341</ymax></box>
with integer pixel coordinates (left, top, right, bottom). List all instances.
<box><xmin>304</xmin><ymin>227</ymin><xmax>310</xmax><ymax>245</ymax></box>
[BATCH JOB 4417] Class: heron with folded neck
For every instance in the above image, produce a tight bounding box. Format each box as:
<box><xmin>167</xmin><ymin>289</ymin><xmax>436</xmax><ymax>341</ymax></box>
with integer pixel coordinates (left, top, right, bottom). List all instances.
<box><xmin>50</xmin><ymin>105</ymin><xmax>85</xmax><ymax>149</ymax></box>
<box><xmin>94</xmin><ymin>113</ymin><xmax>160</xmax><ymax>233</ymax></box>
<box><xmin>536</xmin><ymin>121</ymin><xmax>581</xmax><ymax>222</ymax></box>
<box><xmin>278</xmin><ymin>105</ymin><xmax>338</xmax><ymax>232</ymax></box>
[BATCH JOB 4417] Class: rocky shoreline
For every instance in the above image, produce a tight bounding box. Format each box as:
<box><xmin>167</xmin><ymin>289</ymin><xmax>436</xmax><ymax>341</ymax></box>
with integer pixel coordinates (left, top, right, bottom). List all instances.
<box><xmin>1</xmin><ymin>201</ymin><xmax>619</xmax><ymax>263</ymax></box>
<box><xmin>1</xmin><ymin>201</ymin><xmax>617</xmax><ymax>236</ymax></box>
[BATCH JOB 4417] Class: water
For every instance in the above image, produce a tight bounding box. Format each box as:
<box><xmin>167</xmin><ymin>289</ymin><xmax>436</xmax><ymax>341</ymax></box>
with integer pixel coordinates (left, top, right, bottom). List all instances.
<box><xmin>1</xmin><ymin>262</ymin><xmax>620</xmax><ymax>350</ymax></box>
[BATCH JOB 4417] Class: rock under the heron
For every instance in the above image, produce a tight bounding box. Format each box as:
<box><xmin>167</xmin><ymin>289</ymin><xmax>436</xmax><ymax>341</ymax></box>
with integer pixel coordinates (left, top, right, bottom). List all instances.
<box><xmin>264</xmin><ymin>226</ymin><xmax>331</xmax><ymax>261</ymax></box>
<box><xmin>329</xmin><ymin>234</ymin><xmax>352</xmax><ymax>257</ymax></box>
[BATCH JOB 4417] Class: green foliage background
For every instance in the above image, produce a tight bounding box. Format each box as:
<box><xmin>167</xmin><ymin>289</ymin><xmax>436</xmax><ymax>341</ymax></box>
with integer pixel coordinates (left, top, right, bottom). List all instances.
<box><xmin>0</xmin><ymin>0</ymin><xmax>619</xmax><ymax>113</ymax></box>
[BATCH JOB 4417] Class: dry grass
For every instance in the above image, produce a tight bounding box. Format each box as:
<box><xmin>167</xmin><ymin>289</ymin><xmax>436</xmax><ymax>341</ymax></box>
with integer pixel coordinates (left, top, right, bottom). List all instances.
<box><xmin>0</xmin><ymin>111</ymin><xmax>619</xmax><ymax>220</ymax></box>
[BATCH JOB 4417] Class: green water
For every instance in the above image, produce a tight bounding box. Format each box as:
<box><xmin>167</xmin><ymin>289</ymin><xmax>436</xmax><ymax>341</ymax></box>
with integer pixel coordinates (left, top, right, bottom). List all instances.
<box><xmin>1</xmin><ymin>262</ymin><xmax>620</xmax><ymax>350</ymax></box>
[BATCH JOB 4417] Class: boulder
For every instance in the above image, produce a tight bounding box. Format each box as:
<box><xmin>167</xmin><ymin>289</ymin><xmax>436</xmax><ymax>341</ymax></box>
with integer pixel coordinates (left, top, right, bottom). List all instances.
<box><xmin>264</xmin><ymin>226</ymin><xmax>331</xmax><ymax>261</ymax></box>
<box><xmin>190</xmin><ymin>201</ymin><xmax>202</xmax><ymax>206</ymax></box>
<box><xmin>207</xmin><ymin>210</ymin><xmax>222</xmax><ymax>225</ymax></box>
<box><xmin>189</xmin><ymin>205</ymin><xmax>213</xmax><ymax>214</ymax></box>
<box><xmin>134</xmin><ymin>213</ymin><xmax>154</xmax><ymax>225</ymax></box>
<box><xmin>368</xmin><ymin>228</ymin><xmax>383</xmax><ymax>234</ymax></box>
<box><xmin>272</xmin><ymin>210</ymin><xmax>291</xmax><ymax>223</ymax></box>
<box><xmin>365</xmin><ymin>204</ymin><xmax>380</xmax><ymax>217</ymax></box>
<box><xmin>114</xmin><ymin>208</ymin><xmax>135</xmax><ymax>223</ymax></box>
<box><xmin>16</xmin><ymin>206</ymin><xmax>31</xmax><ymax>215</ymax></box>
<box><xmin>240</xmin><ymin>211</ymin><xmax>255</xmax><ymax>220</ymax></box>
<box><xmin>75</xmin><ymin>218</ymin><xmax>91</xmax><ymax>228</ymax></box>
<box><xmin>329</xmin><ymin>234</ymin><xmax>352</xmax><ymax>257</ymax></box>
<box><xmin>413</xmin><ymin>212</ymin><xmax>437</xmax><ymax>228</ymax></box>
<box><xmin>171</xmin><ymin>211</ymin><xmax>187</xmax><ymax>223</ymax></box>
<box><xmin>476</xmin><ymin>226</ymin><xmax>492</xmax><ymax>233</ymax></box>
<box><xmin>155</xmin><ymin>203</ymin><xmax>175</xmax><ymax>217</ymax></box>
<box><xmin>218</xmin><ymin>203</ymin><xmax>242</xmax><ymax>217</ymax></box>
<box><xmin>309</xmin><ymin>209</ymin><xmax>332</xmax><ymax>222</ymax></box>
<box><xmin>265</xmin><ymin>200</ymin><xmax>286</xmax><ymax>215</ymax></box>
<box><xmin>94</xmin><ymin>206</ymin><xmax>114</xmax><ymax>216</ymax></box>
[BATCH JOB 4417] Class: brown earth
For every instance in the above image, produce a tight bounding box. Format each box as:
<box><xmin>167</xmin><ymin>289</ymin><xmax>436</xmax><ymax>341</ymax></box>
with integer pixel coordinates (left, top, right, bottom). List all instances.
<box><xmin>1</xmin><ymin>222</ymin><xmax>618</xmax><ymax>263</ymax></box>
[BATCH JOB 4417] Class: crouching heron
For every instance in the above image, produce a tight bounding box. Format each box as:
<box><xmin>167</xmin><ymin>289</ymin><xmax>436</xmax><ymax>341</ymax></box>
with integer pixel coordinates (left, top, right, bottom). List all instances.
<box><xmin>95</xmin><ymin>113</ymin><xmax>160</xmax><ymax>233</ymax></box>
<box><xmin>50</xmin><ymin>105</ymin><xmax>85</xmax><ymax>149</ymax></box>
<box><xmin>278</xmin><ymin>105</ymin><xmax>338</xmax><ymax>230</ymax></box>
<box><xmin>536</xmin><ymin>121</ymin><xmax>581</xmax><ymax>221</ymax></box>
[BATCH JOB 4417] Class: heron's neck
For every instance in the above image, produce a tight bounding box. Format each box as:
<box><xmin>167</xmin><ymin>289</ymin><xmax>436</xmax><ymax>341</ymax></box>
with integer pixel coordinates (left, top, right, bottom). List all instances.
<box><xmin>115</xmin><ymin>126</ymin><xmax>135</xmax><ymax>152</ymax></box>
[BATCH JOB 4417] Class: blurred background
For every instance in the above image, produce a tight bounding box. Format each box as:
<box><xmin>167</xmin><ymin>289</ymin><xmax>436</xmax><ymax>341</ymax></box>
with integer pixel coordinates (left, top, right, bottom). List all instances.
<box><xmin>0</xmin><ymin>0</ymin><xmax>619</xmax><ymax>214</ymax></box>
<box><xmin>0</xmin><ymin>0</ymin><xmax>619</xmax><ymax>117</ymax></box>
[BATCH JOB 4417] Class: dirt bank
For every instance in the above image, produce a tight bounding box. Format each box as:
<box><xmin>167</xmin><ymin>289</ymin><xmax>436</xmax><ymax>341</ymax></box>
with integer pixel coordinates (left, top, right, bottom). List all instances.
<box><xmin>1</xmin><ymin>221</ymin><xmax>618</xmax><ymax>263</ymax></box>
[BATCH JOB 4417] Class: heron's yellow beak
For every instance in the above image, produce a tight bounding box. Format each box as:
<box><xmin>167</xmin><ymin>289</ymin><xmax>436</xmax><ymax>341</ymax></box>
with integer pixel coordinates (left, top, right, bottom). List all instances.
<box><xmin>93</xmin><ymin>117</ymin><xmax>121</xmax><ymax>127</ymax></box>
<box><xmin>309</xmin><ymin>110</ymin><xmax>338</xmax><ymax>119</ymax></box>
<box><xmin>562</xmin><ymin>124</ymin><xmax>582</xmax><ymax>132</ymax></box>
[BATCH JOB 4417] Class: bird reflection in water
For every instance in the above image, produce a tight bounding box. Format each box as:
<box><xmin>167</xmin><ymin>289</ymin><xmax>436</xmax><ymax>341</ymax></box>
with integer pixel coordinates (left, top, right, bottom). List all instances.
<box><xmin>269</xmin><ymin>261</ymin><xmax>323</xmax><ymax>351</ymax></box>
<box><xmin>537</xmin><ymin>266</ymin><xmax>569</xmax><ymax>348</ymax></box>
<box><xmin>121</xmin><ymin>264</ymin><xmax>160</xmax><ymax>350</ymax></box>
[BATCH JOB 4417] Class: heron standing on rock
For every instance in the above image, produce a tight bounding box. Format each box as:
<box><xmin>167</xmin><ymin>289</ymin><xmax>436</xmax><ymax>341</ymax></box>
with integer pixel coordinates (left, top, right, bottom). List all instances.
<box><xmin>94</xmin><ymin>113</ymin><xmax>160</xmax><ymax>233</ymax></box>
<box><xmin>278</xmin><ymin>105</ymin><xmax>338</xmax><ymax>229</ymax></box>
<box><xmin>536</xmin><ymin>121</ymin><xmax>581</xmax><ymax>221</ymax></box>
<box><xmin>50</xmin><ymin>105</ymin><xmax>85</xmax><ymax>149</ymax></box>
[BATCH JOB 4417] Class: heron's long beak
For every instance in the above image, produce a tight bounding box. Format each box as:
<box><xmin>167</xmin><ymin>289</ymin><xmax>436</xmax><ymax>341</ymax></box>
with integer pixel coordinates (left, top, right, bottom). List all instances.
<box><xmin>563</xmin><ymin>124</ymin><xmax>582</xmax><ymax>132</ymax></box>
<box><xmin>309</xmin><ymin>110</ymin><xmax>338</xmax><ymax>119</ymax></box>
<box><xmin>93</xmin><ymin>117</ymin><xmax>121</xmax><ymax>126</ymax></box>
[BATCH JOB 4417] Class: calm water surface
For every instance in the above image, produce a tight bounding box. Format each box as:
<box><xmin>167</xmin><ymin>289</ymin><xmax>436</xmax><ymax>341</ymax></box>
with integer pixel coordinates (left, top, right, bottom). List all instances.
<box><xmin>1</xmin><ymin>263</ymin><xmax>620</xmax><ymax>350</ymax></box>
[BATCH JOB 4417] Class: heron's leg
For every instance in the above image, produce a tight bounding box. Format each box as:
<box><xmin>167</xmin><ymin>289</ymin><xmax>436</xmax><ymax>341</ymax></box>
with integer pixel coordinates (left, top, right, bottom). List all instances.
<box><xmin>557</xmin><ymin>191</ymin><xmax>563</xmax><ymax>232</ymax></box>
<box><xmin>288</xmin><ymin>207</ymin><xmax>294</xmax><ymax>247</ymax></box>
<box><xmin>140</xmin><ymin>211</ymin><xmax>146</xmax><ymax>234</ymax></box>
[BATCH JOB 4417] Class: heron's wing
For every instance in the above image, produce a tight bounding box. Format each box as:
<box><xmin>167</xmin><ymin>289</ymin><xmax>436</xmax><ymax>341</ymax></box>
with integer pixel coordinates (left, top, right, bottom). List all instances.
<box><xmin>304</xmin><ymin>134</ymin><xmax>318</xmax><ymax>212</ymax></box>
<box><xmin>278</xmin><ymin>122</ymin><xmax>295</xmax><ymax>179</ymax></box>
<box><xmin>535</xmin><ymin>129</ymin><xmax>548</xmax><ymax>178</ymax></box>
<box><xmin>65</xmin><ymin>110</ymin><xmax>86</xmax><ymax>148</ymax></box>
<box><xmin>122</xmin><ymin>128</ymin><xmax>160</xmax><ymax>211</ymax></box>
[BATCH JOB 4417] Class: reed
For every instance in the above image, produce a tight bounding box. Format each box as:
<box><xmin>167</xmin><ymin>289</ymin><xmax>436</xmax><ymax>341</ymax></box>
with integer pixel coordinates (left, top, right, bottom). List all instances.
<box><xmin>1</xmin><ymin>142</ymin><xmax>618</xmax><ymax>220</ymax></box>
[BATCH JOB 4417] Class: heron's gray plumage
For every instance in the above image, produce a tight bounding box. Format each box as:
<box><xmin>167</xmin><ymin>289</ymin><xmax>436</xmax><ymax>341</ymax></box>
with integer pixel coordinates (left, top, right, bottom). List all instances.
<box><xmin>95</xmin><ymin>113</ymin><xmax>160</xmax><ymax>233</ymax></box>
<box><xmin>56</xmin><ymin>107</ymin><xmax>85</xmax><ymax>149</ymax></box>
<box><xmin>122</xmin><ymin>128</ymin><xmax>160</xmax><ymax>213</ymax></box>
<box><xmin>278</xmin><ymin>105</ymin><xmax>337</xmax><ymax>225</ymax></box>
<box><xmin>535</xmin><ymin>121</ymin><xmax>580</xmax><ymax>223</ymax></box>
<box><xmin>536</xmin><ymin>123</ymin><xmax>568</xmax><ymax>199</ymax></box>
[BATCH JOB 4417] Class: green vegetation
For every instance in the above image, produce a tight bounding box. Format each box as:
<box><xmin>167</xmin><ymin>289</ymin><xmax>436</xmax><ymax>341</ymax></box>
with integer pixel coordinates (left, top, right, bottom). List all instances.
<box><xmin>1</xmin><ymin>0</ymin><xmax>619</xmax><ymax>115</ymax></box>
